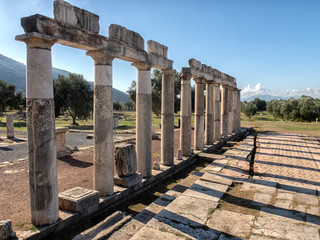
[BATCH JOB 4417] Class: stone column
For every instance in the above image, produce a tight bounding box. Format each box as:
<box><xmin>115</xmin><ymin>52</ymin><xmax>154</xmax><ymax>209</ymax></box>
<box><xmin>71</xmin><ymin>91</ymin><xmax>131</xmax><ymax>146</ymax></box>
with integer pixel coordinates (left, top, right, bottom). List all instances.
<box><xmin>227</xmin><ymin>86</ymin><xmax>234</xmax><ymax>135</ymax></box>
<box><xmin>87</xmin><ymin>51</ymin><xmax>114</xmax><ymax>196</ymax></box>
<box><xmin>20</xmin><ymin>34</ymin><xmax>59</xmax><ymax>226</ymax></box>
<box><xmin>194</xmin><ymin>78</ymin><xmax>205</xmax><ymax>150</ymax></box>
<box><xmin>161</xmin><ymin>69</ymin><xmax>176</xmax><ymax>166</ymax></box>
<box><xmin>180</xmin><ymin>74</ymin><xmax>192</xmax><ymax>156</ymax></box>
<box><xmin>205</xmin><ymin>82</ymin><xmax>214</xmax><ymax>145</ymax></box>
<box><xmin>132</xmin><ymin>62</ymin><xmax>152</xmax><ymax>177</ymax></box>
<box><xmin>221</xmin><ymin>84</ymin><xmax>228</xmax><ymax>137</ymax></box>
<box><xmin>213</xmin><ymin>83</ymin><xmax>221</xmax><ymax>141</ymax></box>
<box><xmin>233</xmin><ymin>88</ymin><xmax>237</xmax><ymax>132</ymax></box>
<box><xmin>6</xmin><ymin>115</ymin><xmax>14</xmax><ymax>139</ymax></box>
<box><xmin>237</xmin><ymin>89</ymin><xmax>241</xmax><ymax>130</ymax></box>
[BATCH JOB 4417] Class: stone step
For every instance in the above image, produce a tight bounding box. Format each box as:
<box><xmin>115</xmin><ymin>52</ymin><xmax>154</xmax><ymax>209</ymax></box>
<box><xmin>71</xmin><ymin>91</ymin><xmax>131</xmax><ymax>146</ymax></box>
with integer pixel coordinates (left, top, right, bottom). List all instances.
<box><xmin>72</xmin><ymin>211</ymin><xmax>131</xmax><ymax>240</ymax></box>
<box><xmin>127</xmin><ymin>170</ymin><xmax>234</xmax><ymax>239</ymax></box>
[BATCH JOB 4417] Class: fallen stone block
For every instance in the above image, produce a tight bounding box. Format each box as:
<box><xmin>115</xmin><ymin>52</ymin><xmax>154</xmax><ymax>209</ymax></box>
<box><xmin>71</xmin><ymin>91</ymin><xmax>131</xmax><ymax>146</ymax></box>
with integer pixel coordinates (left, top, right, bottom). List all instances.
<box><xmin>115</xmin><ymin>144</ymin><xmax>137</xmax><ymax>177</ymax></box>
<box><xmin>0</xmin><ymin>220</ymin><xmax>16</xmax><ymax>240</ymax></box>
<box><xmin>114</xmin><ymin>173</ymin><xmax>142</xmax><ymax>188</ymax></box>
<box><xmin>59</xmin><ymin>187</ymin><xmax>99</xmax><ymax>212</ymax></box>
<box><xmin>198</xmin><ymin>152</ymin><xmax>226</xmax><ymax>162</ymax></box>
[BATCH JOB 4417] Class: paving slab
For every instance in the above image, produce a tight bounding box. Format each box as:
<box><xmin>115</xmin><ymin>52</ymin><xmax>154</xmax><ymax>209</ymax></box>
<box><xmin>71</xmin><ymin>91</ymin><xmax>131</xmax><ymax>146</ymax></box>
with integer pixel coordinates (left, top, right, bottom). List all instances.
<box><xmin>276</xmin><ymin>192</ymin><xmax>294</xmax><ymax>201</ymax></box>
<box><xmin>147</xmin><ymin>217</ymin><xmax>220</xmax><ymax>240</ymax></box>
<box><xmin>295</xmin><ymin>193</ymin><xmax>319</xmax><ymax>206</ymax></box>
<box><xmin>158</xmin><ymin>195</ymin><xmax>219</xmax><ymax>227</ymax></box>
<box><xmin>252</xmin><ymin>214</ymin><xmax>319</xmax><ymax>240</ymax></box>
<box><xmin>207</xmin><ymin>210</ymin><xmax>255</xmax><ymax>239</ymax></box>
<box><xmin>252</xmin><ymin>193</ymin><xmax>272</xmax><ymax>207</ymax></box>
<box><xmin>183</xmin><ymin>180</ymin><xmax>229</xmax><ymax>202</ymax></box>
<box><xmin>274</xmin><ymin>199</ymin><xmax>291</xmax><ymax>209</ymax></box>
<box><xmin>130</xmin><ymin>225</ymin><xmax>186</xmax><ymax>240</ymax></box>
<box><xmin>200</xmin><ymin>172</ymin><xmax>234</xmax><ymax>186</ymax></box>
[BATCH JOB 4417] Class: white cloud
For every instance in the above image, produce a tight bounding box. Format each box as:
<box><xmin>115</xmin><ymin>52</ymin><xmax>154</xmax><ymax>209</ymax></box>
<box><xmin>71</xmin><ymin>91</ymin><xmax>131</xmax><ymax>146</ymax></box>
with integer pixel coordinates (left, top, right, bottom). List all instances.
<box><xmin>241</xmin><ymin>83</ymin><xmax>320</xmax><ymax>100</ymax></box>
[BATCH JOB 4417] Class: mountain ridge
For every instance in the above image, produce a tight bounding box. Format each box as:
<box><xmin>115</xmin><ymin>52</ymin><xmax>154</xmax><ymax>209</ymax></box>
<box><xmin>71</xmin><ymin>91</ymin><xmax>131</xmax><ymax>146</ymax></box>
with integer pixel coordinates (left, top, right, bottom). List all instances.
<box><xmin>0</xmin><ymin>54</ymin><xmax>130</xmax><ymax>103</ymax></box>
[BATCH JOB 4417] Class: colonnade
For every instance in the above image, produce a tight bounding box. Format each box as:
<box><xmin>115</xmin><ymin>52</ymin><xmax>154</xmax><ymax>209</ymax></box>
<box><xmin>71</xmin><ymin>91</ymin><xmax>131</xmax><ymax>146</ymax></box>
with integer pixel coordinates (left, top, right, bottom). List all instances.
<box><xmin>16</xmin><ymin>0</ymin><xmax>240</xmax><ymax>226</ymax></box>
<box><xmin>180</xmin><ymin>59</ymin><xmax>241</xmax><ymax>156</ymax></box>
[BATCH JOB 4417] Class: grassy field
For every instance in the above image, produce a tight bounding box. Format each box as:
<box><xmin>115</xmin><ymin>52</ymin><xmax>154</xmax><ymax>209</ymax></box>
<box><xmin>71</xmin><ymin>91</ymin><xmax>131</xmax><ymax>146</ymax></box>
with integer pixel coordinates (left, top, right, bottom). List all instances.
<box><xmin>241</xmin><ymin>111</ymin><xmax>320</xmax><ymax>137</ymax></box>
<box><xmin>1</xmin><ymin>110</ymin><xmax>319</xmax><ymax>137</ymax></box>
<box><xmin>0</xmin><ymin>111</ymin><xmax>183</xmax><ymax>132</ymax></box>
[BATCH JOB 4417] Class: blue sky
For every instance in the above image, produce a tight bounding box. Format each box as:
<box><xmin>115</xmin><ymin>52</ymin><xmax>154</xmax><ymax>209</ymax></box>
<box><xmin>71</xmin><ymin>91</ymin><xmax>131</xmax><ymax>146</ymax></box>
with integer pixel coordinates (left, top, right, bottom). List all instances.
<box><xmin>0</xmin><ymin>0</ymin><xmax>319</xmax><ymax>99</ymax></box>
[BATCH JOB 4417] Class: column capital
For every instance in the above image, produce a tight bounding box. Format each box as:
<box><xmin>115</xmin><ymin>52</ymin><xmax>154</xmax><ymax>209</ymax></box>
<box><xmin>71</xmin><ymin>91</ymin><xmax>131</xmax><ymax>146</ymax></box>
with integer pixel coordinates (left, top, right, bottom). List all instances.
<box><xmin>16</xmin><ymin>32</ymin><xmax>56</xmax><ymax>49</ymax></box>
<box><xmin>194</xmin><ymin>77</ymin><xmax>205</xmax><ymax>83</ymax></box>
<box><xmin>181</xmin><ymin>74</ymin><xmax>192</xmax><ymax>81</ymax></box>
<box><xmin>213</xmin><ymin>82</ymin><xmax>220</xmax><ymax>87</ymax></box>
<box><xmin>86</xmin><ymin>50</ymin><xmax>114</xmax><ymax>65</ymax></box>
<box><xmin>131</xmin><ymin>62</ymin><xmax>152</xmax><ymax>70</ymax></box>
<box><xmin>161</xmin><ymin>68</ymin><xmax>176</xmax><ymax>76</ymax></box>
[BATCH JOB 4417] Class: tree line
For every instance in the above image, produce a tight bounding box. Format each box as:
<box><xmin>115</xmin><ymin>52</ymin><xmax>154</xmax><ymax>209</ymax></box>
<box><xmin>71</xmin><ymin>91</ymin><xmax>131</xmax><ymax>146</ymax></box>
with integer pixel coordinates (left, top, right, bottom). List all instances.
<box><xmin>242</xmin><ymin>96</ymin><xmax>320</xmax><ymax>122</ymax></box>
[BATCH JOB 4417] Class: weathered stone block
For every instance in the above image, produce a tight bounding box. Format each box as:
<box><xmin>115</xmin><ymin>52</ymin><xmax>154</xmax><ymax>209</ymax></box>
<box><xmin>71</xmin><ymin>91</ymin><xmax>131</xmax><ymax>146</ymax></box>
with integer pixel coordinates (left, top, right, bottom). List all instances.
<box><xmin>0</xmin><ymin>220</ymin><xmax>16</xmax><ymax>240</ymax></box>
<box><xmin>56</xmin><ymin>127</ymin><xmax>70</xmax><ymax>157</ymax></box>
<box><xmin>59</xmin><ymin>187</ymin><xmax>99</xmax><ymax>212</ymax></box>
<box><xmin>147</xmin><ymin>40</ymin><xmax>168</xmax><ymax>58</ymax></box>
<box><xmin>53</xmin><ymin>0</ymin><xmax>100</xmax><ymax>33</ymax></box>
<box><xmin>115</xmin><ymin>144</ymin><xmax>137</xmax><ymax>177</ymax></box>
<box><xmin>6</xmin><ymin>115</ymin><xmax>14</xmax><ymax>139</ymax></box>
<box><xmin>114</xmin><ymin>173</ymin><xmax>142</xmax><ymax>188</ymax></box>
<box><xmin>188</xmin><ymin>58</ymin><xmax>201</xmax><ymax>69</ymax></box>
<box><xmin>109</xmin><ymin>24</ymin><xmax>144</xmax><ymax>51</ymax></box>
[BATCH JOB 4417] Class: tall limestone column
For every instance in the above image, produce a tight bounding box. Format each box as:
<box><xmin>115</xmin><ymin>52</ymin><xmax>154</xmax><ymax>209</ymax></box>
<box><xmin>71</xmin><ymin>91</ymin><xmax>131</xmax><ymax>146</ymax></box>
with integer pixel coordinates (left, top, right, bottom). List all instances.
<box><xmin>237</xmin><ymin>89</ymin><xmax>241</xmax><ymax>130</ymax></box>
<box><xmin>161</xmin><ymin>69</ymin><xmax>176</xmax><ymax>165</ymax></box>
<box><xmin>87</xmin><ymin>51</ymin><xmax>114</xmax><ymax>196</ymax></box>
<box><xmin>221</xmin><ymin>84</ymin><xmax>229</xmax><ymax>137</ymax></box>
<box><xmin>205</xmin><ymin>81</ymin><xmax>214</xmax><ymax>145</ymax></box>
<box><xmin>227</xmin><ymin>86</ymin><xmax>234</xmax><ymax>135</ymax></box>
<box><xmin>213</xmin><ymin>83</ymin><xmax>221</xmax><ymax>141</ymax></box>
<box><xmin>194</xmin><ymin>78</ymin><xmax>205</xmax><ymax>150</ymax></box>
<box><xmin>17</xmin><ymin>34</ymin><xmax>59</xmax><ymax>226</ymax></box>
<box><xmin>180</xmin><ymin>74</ymin><xmax>192</xmax><ymax>156</ymax></box>
<box><xmin>132</xmin><ymin>62</ymin><xmax>152</xmax><ymax>177</ymax></box>
<box><xmin>233</xmin><ymin>88</ymin><xmax>237</xmax><ymax>132</ymax></box>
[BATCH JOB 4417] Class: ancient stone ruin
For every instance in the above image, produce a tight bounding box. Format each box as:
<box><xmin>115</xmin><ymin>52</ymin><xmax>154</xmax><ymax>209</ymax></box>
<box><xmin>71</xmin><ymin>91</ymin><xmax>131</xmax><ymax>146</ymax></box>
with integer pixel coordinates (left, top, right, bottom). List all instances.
<box><xmin>14</xmin><ymin>0</ymin><xmax>241</xmax><ymax>231</ymax></box>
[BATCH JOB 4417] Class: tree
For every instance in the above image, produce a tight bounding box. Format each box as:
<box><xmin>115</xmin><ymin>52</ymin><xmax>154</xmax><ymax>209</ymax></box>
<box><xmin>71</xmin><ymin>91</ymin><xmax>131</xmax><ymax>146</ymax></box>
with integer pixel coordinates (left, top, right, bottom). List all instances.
<box><xmin>113</xmin><ymin>101</ymin><xmax>122</xmax><ymax>111</ymax></box>
<box><xmin>242</xmin><ymin>102</ymin><xmax>257</xmax><ymax>119</ymax></box>
<box><xmin>54</xmin><ymin>73</ymin><xmax>93</xmax><ymax>125</ymax></box>
<box><xmin>126</xmin><ymin>80</ymin><xmax>136</xmax><ymax>103</ymax></box>
<box><xmin>0</xmin><ymin>80</ymin><xmax>25</xmax><ymax>111</ymax></box>
<box><xmin>124</xmin><ymin>101</ymin><xmax>134</xmax><ymax>110</ymax></box>
<box><xmin>151</xmin><ymin>69</ymin><xmax>162</xmax><ymax>116</ymax></box>
<box><xmin>251</xmin><ymin>98</ymin><xmax>266</xmax><ymax>111</ymax></box>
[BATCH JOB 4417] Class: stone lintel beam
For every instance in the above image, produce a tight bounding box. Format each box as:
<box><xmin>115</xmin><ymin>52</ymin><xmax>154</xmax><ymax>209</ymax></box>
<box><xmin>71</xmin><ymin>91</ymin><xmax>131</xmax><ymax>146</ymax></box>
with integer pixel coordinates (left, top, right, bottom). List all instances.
<box><xmin>148</xmin><ymin>53</ymin><xmax>173</xmax><ymax>69</ymax></box>
<box><xmin>19</xmin><ymin>14</ymin><xmax>148</xmax><ymax>63</ymax></box>
<box><xmin>182</xmin><ymin>67</ymin><xmax>212</xmax><ymax>81</ymax></box>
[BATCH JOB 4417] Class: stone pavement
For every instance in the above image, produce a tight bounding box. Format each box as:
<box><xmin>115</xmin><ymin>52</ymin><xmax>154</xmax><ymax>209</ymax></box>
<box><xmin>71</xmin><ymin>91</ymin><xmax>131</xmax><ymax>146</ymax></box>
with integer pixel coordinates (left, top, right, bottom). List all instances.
<box><xmin>108</xmin><ymin>133</ymin><xmax>320</xmax><ymax>240</ymax></box>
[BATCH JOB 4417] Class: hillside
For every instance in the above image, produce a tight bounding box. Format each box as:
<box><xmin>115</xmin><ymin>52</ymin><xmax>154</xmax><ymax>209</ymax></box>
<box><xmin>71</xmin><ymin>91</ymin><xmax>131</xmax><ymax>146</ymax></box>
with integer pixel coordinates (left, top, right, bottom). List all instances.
<box><xmin>0</xmin><ymin>54</ymin><xmax>130</xmax><ymax>103</ymax></box>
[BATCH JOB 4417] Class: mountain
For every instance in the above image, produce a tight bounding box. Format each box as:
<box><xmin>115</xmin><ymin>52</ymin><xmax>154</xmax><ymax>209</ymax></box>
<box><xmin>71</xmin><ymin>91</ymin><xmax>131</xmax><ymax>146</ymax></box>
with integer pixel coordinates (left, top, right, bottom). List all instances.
<box><xmin>241</xmin><ymin>94</ymin><xmax>292</xmax><ymax>102</ymax></box>
<box><xmin>0</xmin><ymin>54</ymin><xmax>130</xmax><ymax>103</ymax></box>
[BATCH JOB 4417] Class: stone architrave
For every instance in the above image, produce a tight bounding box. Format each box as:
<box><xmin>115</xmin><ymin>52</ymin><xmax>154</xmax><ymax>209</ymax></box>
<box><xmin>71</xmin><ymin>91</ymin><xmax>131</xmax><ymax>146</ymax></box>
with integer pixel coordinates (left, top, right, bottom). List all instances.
<box><xmin>6</xmin><ymin>115</ymin><xmax>14</xmax><ymax>139</ymax></box>
<box><xmin>221</xmin><ymin>84</ymin><xmax>228</xmax><ymax>137</ymax></box>
<box><xmin>132</xmin><ymin>62</ymin><xmax>152</xmax><ymax>177</ymax></box>
<box><xmin>180</xmin><ymin>74</ymin><xmax>192</xmax><ymax>156</ymax></box>
<box><xmin>16</xmin><ymin>33</ymin><xmax>59</xmax><ymax>226</ymax></box>
<box><xmin>213</xmin><ymin>83</ymin><xmax>221</xmax><ymax>141</ymax></box>
<box><xmin>87</xmin><ymin>50</ymin><xmax>115</xmax><ymax>196</ymax></box>
<box><xmin>205</xmin><ymin>82</ymin><xmax>214</xmax><ymax>145</ymax></box>
<box><xmin>161</xmin><ymin>69</ymin><xmax>176</xmax><ymax>166</ymax></box>
<box><xmin>194</xmin><ymin>78</ymin><xmax>205</xmax><ymax>150</ymax></box>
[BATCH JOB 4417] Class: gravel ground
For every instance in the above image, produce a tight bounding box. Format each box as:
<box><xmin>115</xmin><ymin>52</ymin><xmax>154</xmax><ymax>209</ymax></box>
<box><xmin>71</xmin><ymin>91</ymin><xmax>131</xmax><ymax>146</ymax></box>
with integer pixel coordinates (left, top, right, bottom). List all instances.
<box><xmin>0</xmin><ymin>132</ymin><xmax>134</xmax><ymax>163</ymax></box>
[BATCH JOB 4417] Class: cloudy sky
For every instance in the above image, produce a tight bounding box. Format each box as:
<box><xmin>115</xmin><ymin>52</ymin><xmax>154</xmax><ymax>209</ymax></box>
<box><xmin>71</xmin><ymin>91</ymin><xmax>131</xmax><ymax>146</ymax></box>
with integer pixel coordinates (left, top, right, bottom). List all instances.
<box><xmin>0</xmin><ymin>0</ymin><xmax>319</xmax><ymax>98</ymax></box>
